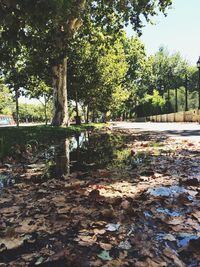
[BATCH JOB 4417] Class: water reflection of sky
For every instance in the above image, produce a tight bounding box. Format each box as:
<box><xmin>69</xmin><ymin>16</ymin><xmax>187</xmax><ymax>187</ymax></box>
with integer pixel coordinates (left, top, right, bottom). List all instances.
<box><xmin>70</xmin><ymin>132</ymin><xmax>89</xmax><ymax>151</ymax></box>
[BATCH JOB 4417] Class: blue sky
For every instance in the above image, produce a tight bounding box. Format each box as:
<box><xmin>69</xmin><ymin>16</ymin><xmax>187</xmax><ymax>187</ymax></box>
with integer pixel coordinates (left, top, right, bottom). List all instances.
<box><xmin>127</xmin><ymin>0</ymin><xmax>200</xmax><ymax>65</ymax></box>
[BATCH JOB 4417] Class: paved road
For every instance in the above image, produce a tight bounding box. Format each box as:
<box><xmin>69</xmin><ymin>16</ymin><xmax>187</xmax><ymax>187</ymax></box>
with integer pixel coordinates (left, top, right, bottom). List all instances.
<box><xmin>112</xmin><ymin>122</ymin><xmax>200</xmax><ymax>141</ymax></box>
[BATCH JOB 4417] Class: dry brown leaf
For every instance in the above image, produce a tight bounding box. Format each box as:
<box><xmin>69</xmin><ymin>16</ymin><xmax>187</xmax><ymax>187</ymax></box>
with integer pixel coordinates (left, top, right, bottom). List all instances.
<box><xmin>93</xmin><ymin>228</ymin><xmax>106</xmax><ymax>235</ymax></box>
<box><xmin>163</xmin><ymin>247</ymin><xmax>186</xmax><ymax>267</ymax></box>
<box><xmin>0</xmin><ymin>206</ymin><xmax>19</xmax><ymax>214</ymax></box>
<box><xmin>103</xmin><ymin>259</ymin><xmax>129</xmax><ymax>267</ymax></box>
<box><xmin>167</xmin><ymin>217</ymin><xmax>184</xmax><ymax>225</ymax></box>
<box><xmin>192</xmin><ymin>210</ymin><xmax>200</xmax><ymax>223</ymax></box>
<box><xmin>90</xmin><ymin>259</ymin><xmax>103</xmax><ymax>267</ymax></box>
<box><xmin>101</xmin><ymin>209</ymin><xmax>115</xmax><ymax>219</ymax></box>
<box><xmin>99</xmin><ymin>242</ymin><xmax>112</xmax><ymax>251</ymax></box>
<box><xmin>121</xmin><ymin>200</ymin><xmax>130</xmax><ymax>210</ymax></box>
<box><xmin>75</xmin><ymin>234</ymin><xmax>97</xmax><ymax>247</ymax></box>
<box><xmin>135</xmin><ymin>258</ymin><xmax>167</xmax><ymax>267</ymax></box>
<box><xmin>0</xmin><ymin>237</ymin><xmax>24</xmax><ymax>250</ymax></box>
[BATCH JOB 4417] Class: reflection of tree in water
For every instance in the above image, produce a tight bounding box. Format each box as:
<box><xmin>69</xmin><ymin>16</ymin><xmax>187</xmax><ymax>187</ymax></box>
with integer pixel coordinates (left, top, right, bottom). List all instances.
<box><xmin>0</xmin><ymin>131</ymin><xmax>125</xmax><ymax>179</ymax></box>
<box><xmin>54</xmin><ymin>138</ymin><xmax>70</xmax><ymax>177</ymax></box>
<box><xmin>70</xmin><ymin>133</ymin><xmax>124</xmax><ymax>172</ymax></box>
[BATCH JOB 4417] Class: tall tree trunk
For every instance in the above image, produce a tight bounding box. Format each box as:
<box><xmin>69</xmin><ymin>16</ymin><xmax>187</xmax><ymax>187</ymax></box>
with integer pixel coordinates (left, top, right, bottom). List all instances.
<box><xmin>92</xmin><ymin>110</ymin><xmax>95</xmax><ymax>123</ymax></box>
<box><xmin>75</xmin><ymin>90</ymin><xmax>79</xmax><ymax>118</ymax></box>
<box><xmin>52</xmin><ymin>57</ymin><xmax>69</xmax><ymax>126</ymax></box>
<box><xmin>75</xmin><ymin>90</ymin><xmax>81</xmax><ymax>125</ymax></box>
<box><xmin>86</xmin><ymin>104</ymin><xmax>89</xmax><ymax>124</ymax></box>
<box><xmin>15</xmin><ymin>87</ymin><xmax>19</xmax><ymax>127</ymax></box>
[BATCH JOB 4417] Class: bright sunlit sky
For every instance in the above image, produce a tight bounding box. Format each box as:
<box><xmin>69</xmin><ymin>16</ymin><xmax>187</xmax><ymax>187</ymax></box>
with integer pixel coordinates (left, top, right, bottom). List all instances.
<box><xmin>127</xmin><ymin>0</ymin><xmax>200</xmax><ymax>65</ymax></box>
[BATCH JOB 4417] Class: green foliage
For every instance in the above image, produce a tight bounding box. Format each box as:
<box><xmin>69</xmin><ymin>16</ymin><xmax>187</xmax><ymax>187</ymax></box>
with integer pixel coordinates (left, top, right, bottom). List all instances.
<box><xmin>18</xmin><ymin>102</ymin><xmax>53</xmax><ymax>123</ymax></box>
<box><xmin>133</xmin><ymin>47</ymin><xmax>199</xmax><ymax>117</ymax></box>
<box><xmin>68</xmin><ymin>35</ymin><xmax>128</xmax><ymax>117</ymax></box>
<box><xmin>0</xmin><ymin>80</ymin><xmax>15</xmax><ymax>115</ymax></box>
<box><xmin>136</xmin><ymin>90</ymin><xmax>166</xmax><ymax>117</ymax></box>
<box><xmin>0</xmin><ymin>0</ymin><xmax>173</xmax><ymax>125</ymax></box>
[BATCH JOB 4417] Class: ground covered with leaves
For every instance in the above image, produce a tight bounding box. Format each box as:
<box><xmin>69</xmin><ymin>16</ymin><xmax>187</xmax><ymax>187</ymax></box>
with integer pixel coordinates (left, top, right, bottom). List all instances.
<box><xmin>0</xmin><ymin>128</ymin><xmax>200</xmax><ymax>266</ymax></box>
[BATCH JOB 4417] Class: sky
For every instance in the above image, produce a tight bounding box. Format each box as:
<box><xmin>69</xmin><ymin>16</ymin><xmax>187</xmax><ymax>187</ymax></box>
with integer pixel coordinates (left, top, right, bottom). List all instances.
<box><xmin>127</xmin><ymin>0</ymin><xmax>200</xmax><ymax>65</ymax></box>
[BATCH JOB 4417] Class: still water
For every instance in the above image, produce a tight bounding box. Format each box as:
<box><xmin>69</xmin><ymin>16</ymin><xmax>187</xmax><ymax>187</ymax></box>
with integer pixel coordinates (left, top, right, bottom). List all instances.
<box><xmin>0</xmin><ymin>131</ymin><xmax>124</xmax><ymax>188</ymax></box>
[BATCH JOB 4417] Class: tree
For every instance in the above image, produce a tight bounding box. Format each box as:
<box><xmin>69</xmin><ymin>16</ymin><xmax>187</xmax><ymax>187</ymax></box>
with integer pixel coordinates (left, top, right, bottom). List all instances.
<box><xmin>151</xmin><ymin>47</ymin><xmax>188</xmax><ymax>111</ymax></box>
<box><xmin>122</xmin><ymin>35</ymin><xmax>150</xmax><ymax>119</ymax></box>
<box><xmin>135</xmin><ymin>89</ymin><xmax>165</xmax><ymax>117</ymax></box>
<box><xmin>0</xmin><ymin>0</ymin><xmax>173</xmax><ymax>126</ymax></box>
<box><xmin>0</xmin><ymin>42</ymin><xmax>29</xmax><ymax>126</ymax></box>
<box><xmin>19</xmin><ymin>102</ymin><xmax>52</xmax><ymax>123</ymax></box>
<box><xmin>68</xmin><ymin>35</ymin><xmax>128</xmax><ymax>122</ymax></box>
<box><xmin>25</xmin><ymin>80</ymin><xmax>53</xmax><ymax>125</ymax></box>
<box><xmin>0</xmin><ymin>79</ymin><xmax>14</xmax><ymax>115</ymax></box>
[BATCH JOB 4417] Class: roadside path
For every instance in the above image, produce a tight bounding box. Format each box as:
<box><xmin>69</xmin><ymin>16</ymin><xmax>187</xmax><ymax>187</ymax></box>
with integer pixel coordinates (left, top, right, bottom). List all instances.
<box><xmin>112</xmin><ymin>122</ymin><xmax>200</xmax><ymax>141</ymax></box>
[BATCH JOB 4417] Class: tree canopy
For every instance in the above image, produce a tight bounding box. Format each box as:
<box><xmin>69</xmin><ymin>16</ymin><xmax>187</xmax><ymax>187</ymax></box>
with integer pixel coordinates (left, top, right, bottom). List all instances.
<box><xmin>0</xmin><ymin>0</ymin><xmax>173</xmax><ymax>125</ymax></box>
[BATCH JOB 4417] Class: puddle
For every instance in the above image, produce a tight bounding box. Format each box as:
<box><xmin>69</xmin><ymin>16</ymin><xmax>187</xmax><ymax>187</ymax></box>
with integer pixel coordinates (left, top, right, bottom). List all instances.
<box><xmin>147</xmin><ymin>185</ymin><xmax>186</xmax><ymax>197</ymax></box>
<box><xmin>177</xmin><ymin>233</ymin><xmax>199</xmax><ymax>247</ymax></box>
<box><xmin>0</xmin><ymin>174</ymin><xmax>15</xmax><ymax>189</ymax></box>
<box><xmin>143</xmin><ymin>211</ymin><xmax>152</xmax><ymax>218</ymax></box>
<box><xmin>0</xmin><ymin>131</ymin><xmax>125</xmax><ymax>190</ymax></box>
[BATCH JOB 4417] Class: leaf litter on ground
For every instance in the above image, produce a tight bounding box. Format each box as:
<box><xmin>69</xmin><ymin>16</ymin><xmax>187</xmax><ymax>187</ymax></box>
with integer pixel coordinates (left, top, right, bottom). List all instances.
<box><xmin>0</xmin><ymin>129</ymin><xmax>200</xmax><ymax>266</ymax></box>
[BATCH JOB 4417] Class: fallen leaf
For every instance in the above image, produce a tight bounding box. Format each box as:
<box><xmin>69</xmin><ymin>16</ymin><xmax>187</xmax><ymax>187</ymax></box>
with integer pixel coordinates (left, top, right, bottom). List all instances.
<box><xmin>118</xmin><ymin>240</ymin><xmax>132</xmax><ymax>250</ymax></box>
<box><xmin>0</xmin><ymin>237</ymin><xmax>24</xmax><ymax>250</ymax></box>
<box><xmin>163</xmin><ymin>247</ymin><xmax>186</xmax><ymax>267</ymax></box>
<box><xmin>120</xmin><ymin>200</ymin><xmax>130</xmax><ymax>210</ymax></box>
<box><xmin>192</xmin><ymin>210</ymin><xmax>200</xmax><ymax>223</ymax></box>
<box><xmin>135</xmin><ymin>258</ymin><xmax>167</xmax><ymax>267</ymax></box>
<box><xmin>75</xmin><ymin>234</ymin><xmax>97</xmax><ymax>247</ymax></box>
<box><xmin>99</xmin><ymin>242</ymin><xmax>112</xmax><ymax>251</ymax></box>
<box><xmin>105</xmin><ymin>223</ymin><xmax>120</xmax><ymax>232</ymax></box>
<box><xmin>163</xmin><ymin>234</ymin><xmax>176</xmax><ymax>242</ymax></box>
<box><xmin>93</xmin><ymin>228</ymin><xmax>106</xmax><ymax>235</ymax></box>
<box><xmin>98</xmin><ymin>251</ymin><xmax>113</xmax><ymax>261</ymax></box>
<box><xmin>35</xmin><ymin>256</ymin><xmax>44</xmax><ymax>265</ymax></box>
<box><xmin>167</xmin><ymin>217</ymin><xmax>184</xmax><ymax>225</ymax></box>
<box><xmin>101</xmin><ymin>209</ymin><xmax>115</xmax><ymax>219</ymax></box>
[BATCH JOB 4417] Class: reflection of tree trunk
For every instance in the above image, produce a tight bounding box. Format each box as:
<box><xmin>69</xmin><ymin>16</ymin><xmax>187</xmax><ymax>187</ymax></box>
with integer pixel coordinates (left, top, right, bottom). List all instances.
<box><xmin>82</xmin><ymin>104</ymin><xmax>87</xmax><ymax>123</ymax></box>
<box><xmin>55</xmin><ymin>138</ymin><xmax>70</xmax><ymax>177</ymax></box>
<box><xmin>15</xmin><ymin>87</ymin><xmax>19</xmax><ymax>127</ymax></box>
<box><xmin>75</xmin><ymin>133</ymin><xmax>80</xmax><ymax>162</ymax></box>
<box><xmin>52</xmin><ymin>57</ymin><xmax>69</xmax><ymax>126</ymax></box>
<box><xmin>44</xmin><ymin>94</ymin><xmax>48</xmax><ymax>125</ymax></box>
<box><xmin>64</xmin><ymin>139</ymin><xmax>70</xmax><ymax>176</ymax></box>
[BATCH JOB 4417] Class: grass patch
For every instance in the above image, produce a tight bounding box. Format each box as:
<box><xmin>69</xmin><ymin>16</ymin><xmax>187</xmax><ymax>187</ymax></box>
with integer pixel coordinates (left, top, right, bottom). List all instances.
<box><xmin>0</xmin><ymin>123</ymin><xmax>106</xmax><ymax>137</ymax></box>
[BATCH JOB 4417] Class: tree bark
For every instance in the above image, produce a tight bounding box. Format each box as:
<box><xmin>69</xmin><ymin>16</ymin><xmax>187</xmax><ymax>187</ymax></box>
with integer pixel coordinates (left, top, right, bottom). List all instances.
<box><xmin>75</xmin><ymin>89</ymin><xmax>81</xmax><ymax>125</ymax></box>
<box><xmin>92</xmin><ymin>110</ymin><xmax>95</xmax><ymax>123</ymax></box>
<box><xmin>44</xmin><ymin>94</ymin><xmax>48</xmax><ymax>126</ymax></box>
<box><xmin>86</xmin><ymin>104</ymin><xmax>89</xmax><ymax>124</ymax></box>
<box><xmin>75</xmin><ymin>90</ymin><xmax>79</xmax><ymax>118</ymax></box>
<box><xmin>51</xmin><ymin>57</ymin><xmax>69</xmax><ymax>126</ymax></box>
